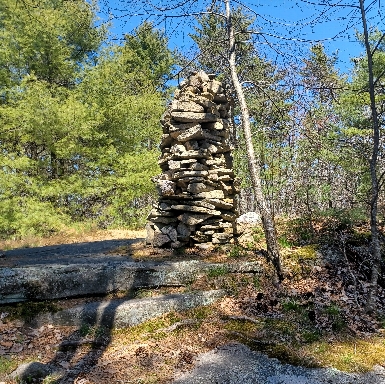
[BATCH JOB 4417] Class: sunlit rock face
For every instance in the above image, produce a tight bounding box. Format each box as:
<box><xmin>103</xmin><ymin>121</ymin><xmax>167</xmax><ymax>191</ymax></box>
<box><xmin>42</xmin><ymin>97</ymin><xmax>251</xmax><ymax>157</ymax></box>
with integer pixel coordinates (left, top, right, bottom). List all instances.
<box><xmin>146</xmin><ymin>71</ymin><xmax>237</xmax><ymax>248</ymax></box>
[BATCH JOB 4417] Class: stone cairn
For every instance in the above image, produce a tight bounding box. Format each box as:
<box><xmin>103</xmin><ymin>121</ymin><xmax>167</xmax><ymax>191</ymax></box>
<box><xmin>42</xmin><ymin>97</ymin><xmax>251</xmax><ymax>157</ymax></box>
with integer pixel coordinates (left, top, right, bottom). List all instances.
<box><xmin>146</xmin><ymin>71</ymin><xmax>236</xmax><ymax>248</ymax></box>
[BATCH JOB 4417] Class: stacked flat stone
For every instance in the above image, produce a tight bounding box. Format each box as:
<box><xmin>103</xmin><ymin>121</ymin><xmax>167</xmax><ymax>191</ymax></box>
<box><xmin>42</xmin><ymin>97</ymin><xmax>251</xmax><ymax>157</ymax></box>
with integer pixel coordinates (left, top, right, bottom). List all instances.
<box><xmin>146</xmin><ymin>71</ymin><xmax>236</xmax><ymax>248</ymax></box>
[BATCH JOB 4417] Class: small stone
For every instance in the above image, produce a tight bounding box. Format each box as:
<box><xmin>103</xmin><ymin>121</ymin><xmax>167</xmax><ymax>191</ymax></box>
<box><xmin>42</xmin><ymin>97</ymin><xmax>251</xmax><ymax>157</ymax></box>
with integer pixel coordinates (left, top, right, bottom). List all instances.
<box><xmin>171</xmin><ymin>205</ymin><xmax>221</xmax><ymax>216</ymax></box>
<box><xmin>182</xmin><ymin>149</ymin><xmax>211</xmax><ymax>159</ymax></box>
<box><xmin>173</xmin><ymin>170</ymin><xmax>208</xmax><ymax>179</ymax></box>
<box><xmin>191</xmin><ymin>95</ymin><xmax>217</xmax><ymax>109</ymax></box>
<box><xmin>159</xmin><ymin>202</ymin><xmax>172</xmax><ymax>211</ymax></box>
<box><xmin>171</xmin><ymin>100</ymin><xmax>205</xmax><ymax>113</ymax></box>
<box><xmin>187</xmin><ymin>183</ymin><xmax>214</xmax><ymax>194</ymax></box>
<box><xmin>160</xmin><ymin>134</ymin><xmax>173</xmax><ymax>149</ymax></box>
<box><xmin>153</xmin><ymin>233</ymin><xmax>171</xmax><ymax>247</ymax></box>
<box><xmin>200</xmin><ymin>141</ymin><xmax>219</xmax><ymax>154</ymax></box>
<box><xmin>200</xmin><ymin>224</ymin><xmax>221</xmax><ymax>231</ymax></box>
<box><xmin>160</xmin><ymin>110</ymin><xmax>172</xmax><ymax>125</ymax></box>
<box><xmin>146</xmin><ymin>223</ymin><xmax>155</xmax><ymax>244</ymax></box>
<box><xmin>209</xmin><ymin>168</ymin><xmax>234</xmax><ymax>177</ymax></box>
<box><xmin>148</xmin><ymin>208</ymin><xmax>174</xmax><ymax>218</ymax></box>
<box><xmin>189</xmin><ymin>162</ymin><xmax>208</xmax><ymax>171</ymax></box>
<box><xmin>177</xmin><ymin>222</ymin><xmax>192</xmax><ymax>238</ymax></box>
<box><xmin>218</xmin><ymin>174</ymin><xmax>232</xmax><ymax>181</ymax></box>
<box><xmin>184</xmin><ymin>140</ymin><xmax>200</xmax><ymax>151</ymax></box>
<box><xmin>195</xmin><ymin>243</ymin><xmax>214</xmax><ymax>250</ymax></box>
<box><xmin>193</xmin><ymin>201</ymin><xmax>216</xmax><ymax>210</ymax></box>
<box><xmin>178</xmin><ymin>213</ymin><xmax>212</xmax><ymax>225</ymax></box>
<box><xmin>212</xmin><ymin>233</ymin><xmax>231</xmax><ymax>244</ymax></box>
<box><xmin>223</xmin><ymin>226</ymin><xmax>234</xmax><ymax>235</ymax></box>
<box><xmin>207</xmin><ymin>121</ymin><xmax>226</xmax><ymax>130</ymax></box>
<box><xmin>151</xmin><ymin>216</ymin><xmax>178</xmax><ymax>224</ymax></box>
<box><xmin>206</xmin><ymin>80</ymin><xmax>223</xmax><ymax>95</ymax></box>
<box><xmin>221</xmin><ymin>212</ymin><xmax>237</xmax><ymax>222</ymax></box>
<box><xmin>171</xmin><ymin>112</ymin><xmax>219</xmax><ymax>123</ymax></box>
<box><xmin>170</xmin><ymin>241</ymin><xmax>185</xmax><ymax>249</ymax></box>
<box><xmin>214</xmin><ymin>93</ymin><xmax>228</xmax><ymax>103</ymax></box>
<box><xmin>219</xmin><ymin>222</ymin><xmax>233</xmax><ymax>228</ymax></box>
<box><xmin>196</xmin><ymin>70</ymin><xmax>210</xmax><ymax>82</ymax></box>
<box><xmin>206</xmin><ymin>157</ymin><xmax>226</xmax><ymax>167</ymax></box>
<box><xmin>171</xmin><ymin>144</ymin><xmax>186</xmax><ymax>155</ymax></box>
<box><xmin>176</xmin><ymin>177</ymin><xmax>205</xmax><ymax>188</ymax></box>
<box><xmin>156</xmin><ymin>180</ymin><xmax>176</xmax><ymax>196</ymax></box>
<box><xmin>10</xmin><ymin>344</ymin><xmax>23</xmax><ymax>353</ymax></box>
<box><xmin>158</xmin><ymin>154</ymin><xmax>172</xmax><ymax>166</ymax></box>
<box><xmin>168</xmin><ymin>160</ymin><xmax>181</xmax><ymax>170</ymax></box>
<box><xmin>200</xmin><ymin>92</ymin><xmax>214</xmax><ymax>101</ymax></box>
<box><xmin>206</xmin><ymin>198</ymin><xmax>234</xmax><ymax>210</ymax></box>
<box><xmin>220</xmin><ymin>181</ymin><xmax>233</xmax><ymax>195</ymax></box>
<box><xmin>192</xmin><ymin>232</ymin><xmax>210</xmax><ymax>243</ymax></box>
<box><xmin>169</xmin><ymin>122</ymin><xmax>198</xmax><ymax>133</ymax></box>
<box><xmin>161</xmin><ymin>225</ymin><xmax>178</xmax><ymax>242</ymax></box>
<box><xmin>196</xmin><ymin>190</ymin><xmax>225</xmax><ymax>199</ymax></box>
<box><xmin>180</xmin><ymin>159</ymin><xmax>198</xmax><ymax>166</ymax></box>
<box><xmin>11</xmin><ymin>362</ymin><xmax>50</xmax><ymax>381</ymax></box>
<box><xmin>59</xmin><ymin>361</ymin><xmax>70</xmax><ymax>369</ymax></box>
<box><xmin>176</xmin><ymin>126</ymin><xmax>205</xmax><ymax>142</ymax></box>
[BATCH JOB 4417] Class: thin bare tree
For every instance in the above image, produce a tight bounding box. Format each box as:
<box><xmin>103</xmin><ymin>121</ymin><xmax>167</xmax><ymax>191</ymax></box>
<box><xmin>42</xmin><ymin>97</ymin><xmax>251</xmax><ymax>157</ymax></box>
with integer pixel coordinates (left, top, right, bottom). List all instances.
<box><xmin>358</xmin><ymin>0</ymin><xmax>383</xmax><ymax>313</ymax></box>
<box><xmin>224</xmin><ymin>0</ymin><xmax>283</xmax><ymax>281</ymax></box>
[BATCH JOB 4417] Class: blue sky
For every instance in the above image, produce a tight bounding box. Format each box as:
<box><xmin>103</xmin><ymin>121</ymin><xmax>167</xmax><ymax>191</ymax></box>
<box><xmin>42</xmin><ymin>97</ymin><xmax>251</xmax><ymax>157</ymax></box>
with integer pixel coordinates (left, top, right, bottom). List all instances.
<box><xmin>97</xmin><ymin>0</ymin><xmax>384</xmax><ymax>74</ymax></box>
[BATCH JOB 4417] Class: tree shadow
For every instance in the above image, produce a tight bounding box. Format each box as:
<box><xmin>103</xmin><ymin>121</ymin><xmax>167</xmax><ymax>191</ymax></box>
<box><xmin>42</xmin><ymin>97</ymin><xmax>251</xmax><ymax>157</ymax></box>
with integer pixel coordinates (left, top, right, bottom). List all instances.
<box><xmin>0</xmin><ymin>238</ymin><xmax>140</xmax><ymax>268</ymax></box>
<box><xmin>39</xmin><ymin>257</ymin><xmax>158</xmax><ymax>384</ymax></box>
<box><xmin>1</xmin><ymin>237</ymin><xmax>157</xmax><ymax>383</ymax></box>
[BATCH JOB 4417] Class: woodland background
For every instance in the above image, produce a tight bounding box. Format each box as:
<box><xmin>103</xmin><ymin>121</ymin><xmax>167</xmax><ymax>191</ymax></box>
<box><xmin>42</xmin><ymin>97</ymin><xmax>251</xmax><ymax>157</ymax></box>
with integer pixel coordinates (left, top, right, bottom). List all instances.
<box><xmin>0</xmin><ymin>0</ymin><xmax>384</xmax><ymax>244</ymax></box>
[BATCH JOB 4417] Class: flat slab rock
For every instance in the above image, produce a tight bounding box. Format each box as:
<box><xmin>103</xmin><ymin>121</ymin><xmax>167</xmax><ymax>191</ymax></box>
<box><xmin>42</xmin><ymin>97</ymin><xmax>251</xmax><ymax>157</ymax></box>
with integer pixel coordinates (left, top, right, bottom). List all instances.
<box><xmin>35</xmin><ymin>290</ymin><xmax>225</xmax><ymax>329</ymax></box>
<box><xmin>0</xmin><ymin>258</ymin><xmax>262</xmax><ymax>304</ymax></box>
<box><xmin>173</xmin><ymin>343</ymin><xmax>385</xmax><ymax>384</ymax></box>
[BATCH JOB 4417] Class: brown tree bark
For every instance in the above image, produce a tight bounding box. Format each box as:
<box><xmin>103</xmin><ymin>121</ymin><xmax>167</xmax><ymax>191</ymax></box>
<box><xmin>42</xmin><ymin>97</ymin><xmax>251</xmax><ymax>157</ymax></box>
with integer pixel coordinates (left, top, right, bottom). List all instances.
<box><xmin>224</xmin><ymin>0</ymin><xmax>283</xmax><ymax>282</ymax></box>
<box><xmin>359</xmin><ymin>0</ymin><xmax>382</xmax><ymax>313</ymax></box>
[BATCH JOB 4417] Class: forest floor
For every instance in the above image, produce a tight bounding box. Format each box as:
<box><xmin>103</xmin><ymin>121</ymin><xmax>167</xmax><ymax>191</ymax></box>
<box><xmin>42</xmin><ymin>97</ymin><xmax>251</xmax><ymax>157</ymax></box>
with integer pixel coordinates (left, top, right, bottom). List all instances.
<box><xmin>1</xmin><ymin>224</ymin><xmax>385</xmax><ymax>383</ymax></box>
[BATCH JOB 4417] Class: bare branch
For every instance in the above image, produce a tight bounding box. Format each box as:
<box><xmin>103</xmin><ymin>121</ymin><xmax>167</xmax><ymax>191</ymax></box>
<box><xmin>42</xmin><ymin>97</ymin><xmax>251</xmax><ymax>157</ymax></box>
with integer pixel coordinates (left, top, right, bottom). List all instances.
<box><xmin>299</xmin><ymin>0</ymin><xmax>359</xmax><ymax>8</ymax></box>
<box><xmin>371</xmin><ymin>32</ymin><xmax>385</xmax><ymax>56</ymax></box>
<box><xmin>249</xmin><ymin>30</ymin><xmax>337</xmax><ymax>44</ymax></box>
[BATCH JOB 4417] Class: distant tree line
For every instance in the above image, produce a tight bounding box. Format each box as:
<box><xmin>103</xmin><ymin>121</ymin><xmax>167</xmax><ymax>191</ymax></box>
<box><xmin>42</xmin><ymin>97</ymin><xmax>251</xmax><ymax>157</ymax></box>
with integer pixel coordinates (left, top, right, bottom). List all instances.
<box><xmin>0</xmin><ymin>0</ymin><xmax>174</xmax><ymax>237</ymax></box>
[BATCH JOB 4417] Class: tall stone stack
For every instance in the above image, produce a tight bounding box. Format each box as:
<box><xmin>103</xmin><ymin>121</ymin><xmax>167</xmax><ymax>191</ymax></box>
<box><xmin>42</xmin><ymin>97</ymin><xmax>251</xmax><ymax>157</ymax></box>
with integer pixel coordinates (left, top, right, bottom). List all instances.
<box><xmin>146</xmin><ymin>71</ymin><xmax>237</xmax><ymax>248</ymax></box>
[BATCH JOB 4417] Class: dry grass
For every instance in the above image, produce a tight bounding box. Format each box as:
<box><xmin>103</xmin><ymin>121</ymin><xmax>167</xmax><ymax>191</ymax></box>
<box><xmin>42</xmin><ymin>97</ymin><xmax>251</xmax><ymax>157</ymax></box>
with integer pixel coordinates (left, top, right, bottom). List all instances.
<box><xmin>0</xmin><ymin>228</ymin><xmax>146</xmax><ymax>251</ymax></box>
<box><xmin>306</xmin><ymin>338</ymin><xmax>385</xmax><ymax>372</ymax></box>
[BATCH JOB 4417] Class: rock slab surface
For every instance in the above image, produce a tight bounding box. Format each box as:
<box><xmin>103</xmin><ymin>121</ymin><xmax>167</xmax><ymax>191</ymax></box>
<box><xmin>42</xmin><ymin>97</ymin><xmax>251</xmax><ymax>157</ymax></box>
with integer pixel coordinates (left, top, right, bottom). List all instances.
<box><xmin>36</xmin><ymin>290</ymin><xmax>226</xmax><ymax>328</ymax></box>
<box><xmin>173</xmin><ymin>343</ymin><xmax>385</xmax><ymax>384</ymax></box>
<box><xmin>0</xmin><ymin>258</ymin><xmax>261</xmax><ymax>304</ymax></box>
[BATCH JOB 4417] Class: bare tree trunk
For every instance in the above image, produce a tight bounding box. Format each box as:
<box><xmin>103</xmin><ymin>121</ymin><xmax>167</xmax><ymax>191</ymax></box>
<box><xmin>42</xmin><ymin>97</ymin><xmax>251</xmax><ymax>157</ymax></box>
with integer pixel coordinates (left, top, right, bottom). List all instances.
<box><xmin>359</xmin><ymin>0</ymin><xmax>382</xmax><ymax>313</ymax></box>
<box><xmin>224</xmin><ymin>0</ymin><xmax>283</xmax><ymax>282</ymax></box>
